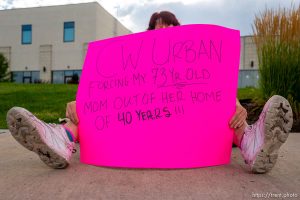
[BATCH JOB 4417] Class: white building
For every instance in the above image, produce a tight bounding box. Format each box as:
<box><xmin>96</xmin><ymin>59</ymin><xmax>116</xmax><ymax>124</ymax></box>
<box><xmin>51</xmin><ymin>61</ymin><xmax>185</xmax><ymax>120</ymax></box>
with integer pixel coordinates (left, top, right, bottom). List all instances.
<box><xmin>0</xmin><ymin>2</ymin><xmax>131</xmax><ymax>83</ymax></box>
<box><xmin>239</xmin><ymin>36</ymin><xmax>260</xmax><ymax>88</ymax></box>
<box><xmin>0</xmin><ymin>3</ymin><xmax>259</xmax><ymax>87</ymax></box>
<box><xmin>240</xmin><ymin>36</ymin><xmax>259</xmax><ymax>70</ymax></box>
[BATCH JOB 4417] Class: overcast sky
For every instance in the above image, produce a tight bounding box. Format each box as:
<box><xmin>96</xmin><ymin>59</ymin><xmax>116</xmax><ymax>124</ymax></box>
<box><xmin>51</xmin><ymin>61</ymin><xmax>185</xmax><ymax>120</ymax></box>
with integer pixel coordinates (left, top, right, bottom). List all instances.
<box><xmin>1</xmin><ymin>0</ymin><xmax>299</xmax><ymax>35</ymax></box>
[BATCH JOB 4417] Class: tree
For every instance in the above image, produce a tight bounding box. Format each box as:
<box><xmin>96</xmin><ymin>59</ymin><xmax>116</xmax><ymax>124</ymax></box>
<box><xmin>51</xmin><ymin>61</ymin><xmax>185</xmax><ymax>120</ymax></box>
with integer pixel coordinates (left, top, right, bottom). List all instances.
<box><xmin>0</xmin><ymin>53</ymin><xmax>10</xmax><ymax>82</ymax></box>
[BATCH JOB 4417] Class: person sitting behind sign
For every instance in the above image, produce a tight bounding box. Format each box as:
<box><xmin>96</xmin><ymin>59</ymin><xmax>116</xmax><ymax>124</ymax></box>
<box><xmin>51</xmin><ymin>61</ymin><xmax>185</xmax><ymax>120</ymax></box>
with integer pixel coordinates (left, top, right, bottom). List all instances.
<box><xmin>6</xmin><ymin>11</ymin><xmax>293</xmax><ymax>173</ymax></box>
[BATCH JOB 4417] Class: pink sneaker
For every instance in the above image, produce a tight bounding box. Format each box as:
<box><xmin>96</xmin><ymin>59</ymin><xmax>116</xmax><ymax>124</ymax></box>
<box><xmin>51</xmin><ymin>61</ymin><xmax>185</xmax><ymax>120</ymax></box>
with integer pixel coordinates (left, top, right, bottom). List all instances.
<box><xmin>240</xmin><ymin>95</ymin><xmax>293</xmax><ymax>173</ymax></box>
<box><xmin>6</xmin><ymin>107</ymin><xmax>75</xmax><ymax>169</ymax></box>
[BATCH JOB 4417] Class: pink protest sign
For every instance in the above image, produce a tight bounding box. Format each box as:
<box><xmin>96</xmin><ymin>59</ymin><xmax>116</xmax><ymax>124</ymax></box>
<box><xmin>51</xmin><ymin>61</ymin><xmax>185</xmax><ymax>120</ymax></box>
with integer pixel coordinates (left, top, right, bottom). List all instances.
<box><xmin>76</xmin><ymin>24</ymin><xmax>240</xmax><ymax>168</ymax></box>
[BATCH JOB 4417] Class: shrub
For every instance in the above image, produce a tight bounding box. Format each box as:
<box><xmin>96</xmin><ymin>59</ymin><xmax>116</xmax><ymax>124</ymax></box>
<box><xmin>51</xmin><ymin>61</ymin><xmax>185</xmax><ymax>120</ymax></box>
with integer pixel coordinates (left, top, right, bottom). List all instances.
<box><xmin>0</xmin><ymin>53</ymin><xmax>10</xmax><ymax>82</ymax></box>
<box><xmin>67</xmin><ymin>73</ymin><xmax>79</xmax><ymax>84</ymax></box>
<box><xmin>253</xmin><ymin>4</ymin><xmax>300</xmax><ymax>130</ymax></box>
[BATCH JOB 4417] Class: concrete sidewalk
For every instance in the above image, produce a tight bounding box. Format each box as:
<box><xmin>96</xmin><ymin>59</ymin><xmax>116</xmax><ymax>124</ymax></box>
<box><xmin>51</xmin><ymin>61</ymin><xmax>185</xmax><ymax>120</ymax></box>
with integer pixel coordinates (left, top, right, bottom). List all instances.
<box><xmin>0</xmin><ymin>130</ymin><xmax>299</xmax><ymax>200</ymax></box>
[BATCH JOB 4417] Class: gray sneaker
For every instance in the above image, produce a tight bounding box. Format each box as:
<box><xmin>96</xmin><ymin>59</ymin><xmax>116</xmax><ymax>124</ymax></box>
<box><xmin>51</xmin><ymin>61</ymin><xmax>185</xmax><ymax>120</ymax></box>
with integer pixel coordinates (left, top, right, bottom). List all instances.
<box><xmin>6</xmin><ymin>107</ymin><xmax>75</xmax><ymax>169</ymax></box>
<box><xmin>240</xmin><ymin>95</ymin><xmax>293</xmax><ymax>173</ymax></box>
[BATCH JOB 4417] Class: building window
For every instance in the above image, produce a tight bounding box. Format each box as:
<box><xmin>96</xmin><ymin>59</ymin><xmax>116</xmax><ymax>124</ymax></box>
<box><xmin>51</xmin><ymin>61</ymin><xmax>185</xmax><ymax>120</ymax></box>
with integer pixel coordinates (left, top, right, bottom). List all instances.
<box><xmin>52</xmin><ymin>70</ymin><xmax>82</xmax><ymax>84</ymax></box>
<box><xmin>12</xmin><ymin>71</ymin><xmax>40</xmax><ymax>83</ymax></box>
<box><xmin>22</xmin><ymin>24</ymin><xmax>32</xmax><ymax>45</ymax></box>
<box><xmin>64</xmin><ymin>21</ymin><xmax>75</xmax><ymax>42</ymax></box>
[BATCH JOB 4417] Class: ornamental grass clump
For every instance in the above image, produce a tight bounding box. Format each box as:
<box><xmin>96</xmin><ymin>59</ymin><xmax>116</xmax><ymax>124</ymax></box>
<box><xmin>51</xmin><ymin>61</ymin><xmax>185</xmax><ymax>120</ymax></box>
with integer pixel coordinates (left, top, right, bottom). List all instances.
<box><xmin>253</xmin><ymin>4</ymin><xmax>300</xmax><ymax>129</ymax></box>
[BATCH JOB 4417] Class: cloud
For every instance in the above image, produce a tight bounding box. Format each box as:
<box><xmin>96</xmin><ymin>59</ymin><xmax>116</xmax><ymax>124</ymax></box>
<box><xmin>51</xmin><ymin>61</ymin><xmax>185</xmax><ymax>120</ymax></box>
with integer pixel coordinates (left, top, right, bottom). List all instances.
<box><xmin>0</xmin><ymin>0</ymin><xmax>14</xmax><ymax>9</ymax></box>
<box><xmin>1</xmin><ymin>0</ymin><xmax>300</xmax><ymax>35</ymax></box>
<box><xmin>115</xmin><ymin>0</ymin><xmax>300</xmax><ymax>35</ymax></box>
<box><xmin>0</xmin><ymin>0</ymin><xmax>94</xmax><ymax>9</ymax></box>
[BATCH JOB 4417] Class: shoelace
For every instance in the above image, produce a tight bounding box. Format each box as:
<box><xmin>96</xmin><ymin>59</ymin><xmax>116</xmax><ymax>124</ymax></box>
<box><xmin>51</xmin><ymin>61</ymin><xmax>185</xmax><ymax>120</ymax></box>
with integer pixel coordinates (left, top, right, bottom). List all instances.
<box><xmin>57</xmin><ymin>118</ymin><xmax>77</xmax><ymax>153</ymax></box>
<box><xmin>58</xmin><ymin>118</ymin><xmax>71</xmax><ymax>124</ymax></box>
<box><xmin>66</xmin><ymin>143</ymin><xmax>77</xmax><ymax>153</ymax></box>
<box><xmin>44</xmin><ymin>122</ymin><xmax>77</xmax><ymax>153</ymax></box>
<box><xmin>48</xmin><ymin>123</ymin><xmax>57</xmax><ymax>127</ymax></box>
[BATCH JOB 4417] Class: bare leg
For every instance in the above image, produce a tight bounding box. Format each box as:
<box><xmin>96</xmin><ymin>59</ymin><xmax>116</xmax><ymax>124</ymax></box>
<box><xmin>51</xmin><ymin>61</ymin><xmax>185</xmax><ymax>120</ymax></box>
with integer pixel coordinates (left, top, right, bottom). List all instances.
<box><xmin>233</xmin><ymin>121</ymin><xmax>248</xmax><ymax>147</ymax></box>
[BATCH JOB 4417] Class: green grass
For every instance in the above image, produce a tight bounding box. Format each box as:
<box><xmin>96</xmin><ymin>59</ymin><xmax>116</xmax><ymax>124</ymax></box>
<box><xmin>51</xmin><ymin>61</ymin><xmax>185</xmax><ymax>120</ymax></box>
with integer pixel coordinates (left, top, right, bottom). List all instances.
<box><xmin>0</xmin><ymin>83</ymin><xmax>259</xmax><ymax>128</ymax></box>
<box><xmin>0</xmin><ymin>83</ymin><xmax>78</xmax><ymax>128</ymax></box>
<box><xmin>237</xmin><ymin>87</ymin><xmax>260</xmax><ymax>100</ymax></box>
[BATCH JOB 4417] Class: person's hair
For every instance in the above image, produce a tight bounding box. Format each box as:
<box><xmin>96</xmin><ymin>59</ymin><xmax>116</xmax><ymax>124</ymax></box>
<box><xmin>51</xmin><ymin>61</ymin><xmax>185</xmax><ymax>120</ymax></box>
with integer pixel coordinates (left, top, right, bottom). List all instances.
<box><xmin>147</xmin><ymin>11</ymin><xmax>180</xmax><ymax>30</ymax></box>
